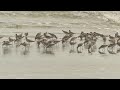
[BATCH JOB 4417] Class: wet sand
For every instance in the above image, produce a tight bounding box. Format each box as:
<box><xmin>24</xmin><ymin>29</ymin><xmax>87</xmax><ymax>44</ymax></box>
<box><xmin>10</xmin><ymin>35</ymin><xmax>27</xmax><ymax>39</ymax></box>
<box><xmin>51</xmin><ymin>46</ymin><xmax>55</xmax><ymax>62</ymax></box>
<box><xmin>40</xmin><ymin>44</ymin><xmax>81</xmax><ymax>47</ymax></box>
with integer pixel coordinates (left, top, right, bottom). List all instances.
<box><xmin>0</xmin><ymin>27</ymin><xmax>119</xmax><ymax>79</ymax></box>
<box><xmin>0</xmin><ymin>11</ymin><xmax>120</xmax><ymax>79</ymax></box>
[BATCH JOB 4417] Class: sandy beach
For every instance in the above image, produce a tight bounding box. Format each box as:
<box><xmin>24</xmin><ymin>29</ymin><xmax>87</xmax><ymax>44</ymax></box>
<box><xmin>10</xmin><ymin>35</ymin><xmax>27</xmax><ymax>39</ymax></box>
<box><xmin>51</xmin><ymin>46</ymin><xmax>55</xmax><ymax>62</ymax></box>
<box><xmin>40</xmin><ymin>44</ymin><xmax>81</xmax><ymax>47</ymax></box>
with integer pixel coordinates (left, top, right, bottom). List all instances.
<box><xmin>0</xmin><ymin>11</ymin><xmax>120</xmax><ymax>79</ymax></box>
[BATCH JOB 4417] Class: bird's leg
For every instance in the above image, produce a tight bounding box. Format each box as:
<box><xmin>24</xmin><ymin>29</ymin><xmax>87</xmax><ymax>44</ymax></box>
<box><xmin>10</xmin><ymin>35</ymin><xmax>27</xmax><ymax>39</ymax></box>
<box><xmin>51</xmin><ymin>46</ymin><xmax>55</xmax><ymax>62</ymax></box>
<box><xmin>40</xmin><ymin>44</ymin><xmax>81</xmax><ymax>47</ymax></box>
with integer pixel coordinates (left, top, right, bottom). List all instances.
<box><xmin>71</xmin><ymin>45</ymin><xmax>73</xmax><ymax>50</ymax></box>
<box><xmin>38</xmin><ymin>44</ymin><xmax>40</xmax><ymax>48</ymax></box>
<box><xmin>112</xmin><ymin>47</ymin><xmax>114</xmax><ymax>52</ymax></box>
<box><xmin>26</xmin><ymin>46</ymin><xmax>28</xmax><ymax>51</ymax></box>
<box><xmin>45</xmin><ymin>47</ymin><xmax>47</xmax><ymax>51</ymax></box>
<box><xmin>88</xmin><ymin>48</ymin><xmax>90</xmax><ymax>53</ymax></box>
<box><xmin>77</xmin><ymin>48</ymin><xmax>79</xmax><ymax>53</ymax></box>
<box><xmin>80</xmin><ymin>46</ymin><xmax>82</xmax><ymax>53</ymax></box>
<box><xmin>81</xmin><ymin>37</ymin><xmax>82</xmax><ymax>41</ymax></box>
<box><xmin>52</xmin><ymin>47</ymin><xmax>54</xmax><ymax>51</ymax></box>
<box><xmin>25</xmin><ymin>46</ymin><xmax>26</xmax><ymax>51</ymax></box>
<box><xmin>73</xmin><ymin>44</ymin><xmax>75</xmax><ymax>49</ymax></box>
<box><xmin>81</xmin><ymin>46</ymin><xmax>84</xmax><ymax>51</ymax></box>
<box><xmin>103</xmin><ymin>48</ymin><xmax>105</xmax><ymax>53</ymax></box>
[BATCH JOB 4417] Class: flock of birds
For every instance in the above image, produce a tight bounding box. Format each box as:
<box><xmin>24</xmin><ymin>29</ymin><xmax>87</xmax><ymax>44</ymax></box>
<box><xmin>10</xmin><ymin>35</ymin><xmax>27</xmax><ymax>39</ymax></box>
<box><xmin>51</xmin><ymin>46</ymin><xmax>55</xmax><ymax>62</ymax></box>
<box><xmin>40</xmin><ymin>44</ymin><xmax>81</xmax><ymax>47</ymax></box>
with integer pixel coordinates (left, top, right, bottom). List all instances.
<box><xmin>1</xmin><ymin>29</ymin><xmax>120</xmax><ymax>55</ymax></box>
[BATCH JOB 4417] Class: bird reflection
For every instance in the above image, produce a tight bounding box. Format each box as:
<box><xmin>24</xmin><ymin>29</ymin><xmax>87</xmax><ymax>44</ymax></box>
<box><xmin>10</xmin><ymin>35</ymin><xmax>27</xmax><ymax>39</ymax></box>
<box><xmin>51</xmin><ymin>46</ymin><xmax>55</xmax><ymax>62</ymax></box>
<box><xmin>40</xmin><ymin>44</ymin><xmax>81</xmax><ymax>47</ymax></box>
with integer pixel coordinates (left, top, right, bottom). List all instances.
<box><xmin>21</xmin><ymin>49</ymin><xmax>30</xmax><ymax>55</ymax></box>
<box><xmin>90</xmin><ymin>45</ymin><xmax>97</xmax><ymax>53</ymax></box>
<box><xmin>41</xmin><ymin>50</ymin><xmax>55</xmax><ymax>55</ymax></box>
<box><xmin>69</xmin><ymin>49</ymin><xmax>76</xmax><ymax>53</ymax></box>
<box><xmin>2</xmin><ymin>47</ymin><xmax>12</xmax><ymax>55</ymax></box>
<box><xmin>117</xmin><ymin>48</ymin><xmax>120</xmax><ymax>53</ymax></box>
<box><xmin>62</xmin><ymin>43</ymin><xmax>69</xmax><ymax>52</ymax></box>
<box><xmin>37</xmin><ymin>46</ymin><xmax>41</xmax><ymax>53</ymax></box>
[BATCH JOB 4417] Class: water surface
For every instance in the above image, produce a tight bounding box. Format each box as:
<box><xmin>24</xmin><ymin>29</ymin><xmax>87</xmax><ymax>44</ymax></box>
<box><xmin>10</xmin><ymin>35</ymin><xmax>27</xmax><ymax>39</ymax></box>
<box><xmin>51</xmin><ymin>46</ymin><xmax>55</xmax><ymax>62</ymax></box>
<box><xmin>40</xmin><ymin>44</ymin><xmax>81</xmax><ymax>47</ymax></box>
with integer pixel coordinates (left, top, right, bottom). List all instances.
<box><xmin>0</xmin><ymin>11</ymin><xmax>120</xmax><ymax>79</ymax></box>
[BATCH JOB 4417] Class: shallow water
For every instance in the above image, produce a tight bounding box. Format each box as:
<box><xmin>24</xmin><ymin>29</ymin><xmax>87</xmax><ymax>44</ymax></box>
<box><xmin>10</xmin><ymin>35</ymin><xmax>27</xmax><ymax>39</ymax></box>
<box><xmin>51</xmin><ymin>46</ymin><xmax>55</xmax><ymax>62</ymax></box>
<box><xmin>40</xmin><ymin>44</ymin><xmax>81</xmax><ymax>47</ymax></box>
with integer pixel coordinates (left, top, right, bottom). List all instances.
<box><xmin>0</xmin><ymin>11</ymin><xmax>120</xmax><ymax>79</ymax></box>
<box><xmin>0</xmin><ymin>28</ymin><xmax>119</xmax><ymax>79</ymax></box>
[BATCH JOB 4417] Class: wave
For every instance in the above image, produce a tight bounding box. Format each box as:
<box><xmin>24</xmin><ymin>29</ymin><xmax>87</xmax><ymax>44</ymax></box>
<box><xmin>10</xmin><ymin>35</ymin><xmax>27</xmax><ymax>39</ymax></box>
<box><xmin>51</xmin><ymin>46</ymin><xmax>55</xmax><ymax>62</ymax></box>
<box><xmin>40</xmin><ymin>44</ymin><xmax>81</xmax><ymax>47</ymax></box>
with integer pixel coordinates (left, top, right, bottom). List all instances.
<box><xmin>0</xmin><ymin>11</ymin><xmax>119</xmax><ymax>19</ymax></box>
<box><xmin>0</xmin><ymin>11</ymin><xmax>103</xmax><ymax>18</ymax></box>
<box><xmin>0</xmin><ymin>11</ymin><xmax>120</xmax><ymax>28</ymax></box>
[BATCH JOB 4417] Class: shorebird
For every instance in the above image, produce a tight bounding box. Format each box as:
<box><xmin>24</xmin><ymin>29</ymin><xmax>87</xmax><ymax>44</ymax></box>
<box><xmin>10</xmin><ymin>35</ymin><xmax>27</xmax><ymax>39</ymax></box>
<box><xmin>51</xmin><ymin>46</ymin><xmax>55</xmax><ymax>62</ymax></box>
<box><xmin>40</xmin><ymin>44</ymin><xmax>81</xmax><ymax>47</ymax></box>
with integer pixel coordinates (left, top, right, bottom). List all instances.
<box><xmin>15</xmin><ymin>33</ymin><xmax>24</xmax><ymax>40</ymax></box>
<box><xmin>77</xmin><ymin>43</ymin><xmax>83</xmax><ymax>53</ymax></box>
<box><xmin>24</xmin><ymin>32</ymin><xmax>28</xmax><ymax>37</ymax></box>
<box><xmin>69</xmin><ymin>37</ymin><xmax>77</xmax><ymax>47</ymax></box>
<box><xmin>35</xmin><ymin>32</ymin><xmax>42</xmax><ymax>40</ymax></box>
<box><xmin>84</xmin><ymin>39</ymin><xmax>89</xmax><ymax>47</ymax></box>
<box><xmin>48</xmin><ymin>33</ymin><xmax>58</xmax><ymax>39</ymax></box>
<box><xmin>44</xmin><ymin>32</ymin><xmax>52</xmax><ymax>39</ymax></box>
<box><xmin>70</xmin><ymin>37</ymin><xmax>77</xmax><ymax>41</ymax></box>
<box><xmin>108</xmin><ymin>43</ymin><xmax>116</xmax><ymax>48</ymax></box>
<box><xmin>62</xmin><ymin>30</ymin><xmax>69</xmax><ymax>35</ymax></box>
<box><xmin>93</xmin><ymin>32</ymin><xmax>101</xmax><ymax>36</ymax></box>
<box><xmin>20</xmin><ymin>42</ymin><xmax>30</xmax><ymax>50</ymax></box>
<box><xmin>46</xmin><ymin>42</ymin><xmax>55</xmax><ymax>49</ymax></box>
<box><xmin>115</xmin><ymin>32</ymin><xmax>119</xmax><ymax>38</ymax></box>
<box><xmin>115</xmin><ymin>32</ymin><xmax>120</xmax><ymax>39</ymax></box>
<box><xmin>62</xmin><ymin>35</ymin><xmax>71</xmax><ymax>44</ymax></box>
<box><xmin>35</xmin><ymin>35</ymin><xmax>43</xmax><ymax>41</ymax></box>
<box><xmin>101</xmin><ymin>35</ymin><xmax>107</xmax><ymax>44</ymax></box>
<box><xmin>2</xmin><ymin>41</ymin><xmax>12</xmax><ymax>47</ymax></box>
<box><xmin>107</xmin><ymin>43</ymin><xmax>116</xmax><ymax>53</ymax></box>
<box><xmin>107</xmin><ymin>48</ymin><xmax>116</xmax><ymax>54</ymax></box>
<box><xmin>36</xmin><ymin>32</ymin><xmax>41</xmax><ymax>36</ymax></box>
<box><xmin>9</xmin><ymin>37</ymin><xmax>15</xmax><ymax>45</ymax></box>
<box><xmin>78</xmin><ymin>34</ymin><xmax>83</xmax><ymax>40</ymax></box>
<box><xmin>15</xmin><ymin>34</ymin><xmax>18</xmax><ymax>39</ymax></box>
<box><xmin>109</xmin><ymin>35</ymin><xmax>115</xmax><ymax>40</ymax></box>
<box><xmin>98</xmin><ymin>50</ymin><xmax>106</xmax><ymax>54</ymax></box>
<box><xmin>109</xmin><ymin>39</ymin><xmax>115</xmax><ymax>44</ymax></box>
<box><xmin>69</xmin><ymin>30</ymin><xmax>75</xmax><ymax>35</ymax></box>
<box><xmin>78</xmin><ymin>31</ymin><xmax>86</xmax><ymax>40</ymax></box>
<box><xmin>69</xmin><ymin>41</ymin><xmax>77</xmax><ymax>47</ymax></box>
<box><xmin>36</xmin><ymin>40</ymin><xmax>41</xmax><ymax>48</ymax></box>
<box><xmin>0</xmin><ymin>36</ymin><xmax>3</xmax><ymax>39</ymax></box>
<box><xmin>9</xmin><ymin>37</ymin><xmax>15</xmax><ymax>42</ymax></box>
<box><xmin>87</xmin><ymin>44</ymin><xmax>92</xmax><ymax>53</ymax></box>
<box><xmin>88</xmin><ymin>40</ymin><xmax>97</xmax><ymax>53</ymax></box>
<box><xmin>99</xmin><ymin>45</ymin><xmax>108</xmax><ymax>50</ymax></box>
<box><xmin>40</xmin><ymin>39</ymin><xmax>47</xmax><ymax>47</ymax></box>
<box><xmin>14</xmin><ymin>38</ymin><xmax>21</xmax><ymax>44</ymax></box>
<box><xmin>116</xmin><ymin>35</ymin><xmax>120</xmax><ymax>39</ymax></box>
<box><xmin>53</xmin><ymin>39</ymin><xmax>61</xmax><ymax>45</ymax></box>
<box><xmin>25</xmin><ymin>37</ymin><xmax>35</xmax><ymax>44</ymax></box>
<box><xmin>117</xmin><ymin>38</ymin><xmax>120</xmax><ymax>46</ymax></box>
<box><xmin>19</xmin><ymin>33</ymin><xmax>23</xmax><ymax>38</ymax></box>
<box><xmin>41</xmin><ymin>39</ymin><xmax>55</xmax><ymax>50</ymax></box>
<box><xmin>98</xmin><ymin>45</ymin><xmax>108</xmax><ymax>54</ymax></box>
<box><xmin>87</xmin><ymin>40</ymin><xmax>97</xmax><ymax>54</ymax></box>
<box><xmin>2</xmin><ymin>31</ymin><xmax>120</xmax><ymax>54</ymax></box>
<box><xmin>116</xmin><ymin>39</ymin><xmax>120</xmax><ymax>53</ymax></box>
